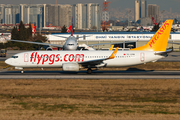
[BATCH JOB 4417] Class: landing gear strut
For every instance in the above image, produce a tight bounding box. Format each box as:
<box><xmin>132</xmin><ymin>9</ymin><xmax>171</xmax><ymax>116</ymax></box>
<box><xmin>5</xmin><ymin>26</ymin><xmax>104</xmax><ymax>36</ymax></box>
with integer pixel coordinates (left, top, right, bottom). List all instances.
<box><xmin>87</xmin><ymin>68</ymin><xmax>92</xmax><ymax>74</ymax></box>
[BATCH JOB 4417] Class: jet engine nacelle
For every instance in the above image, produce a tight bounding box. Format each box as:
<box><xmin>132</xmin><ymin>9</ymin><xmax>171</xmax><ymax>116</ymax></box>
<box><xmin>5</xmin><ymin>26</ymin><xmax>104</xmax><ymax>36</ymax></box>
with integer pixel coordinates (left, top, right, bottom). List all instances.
<box><xmin>62</xmin><ymin>63</ymin><xmax>79</xmax><ymax>71</ymax></box>
<box><xmin>46</xmin><ymin>47</ymin><xmax>53</xmax><ymax>51</ymax></box>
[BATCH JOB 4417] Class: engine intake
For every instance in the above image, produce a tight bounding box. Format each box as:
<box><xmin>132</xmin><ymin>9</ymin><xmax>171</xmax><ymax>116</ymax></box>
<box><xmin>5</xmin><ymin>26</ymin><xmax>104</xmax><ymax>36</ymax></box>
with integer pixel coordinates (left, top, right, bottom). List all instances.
<box><xmin>46</xmin><ymin>47</ymin><xmax>53</xmax><ymax>51</ymax></box>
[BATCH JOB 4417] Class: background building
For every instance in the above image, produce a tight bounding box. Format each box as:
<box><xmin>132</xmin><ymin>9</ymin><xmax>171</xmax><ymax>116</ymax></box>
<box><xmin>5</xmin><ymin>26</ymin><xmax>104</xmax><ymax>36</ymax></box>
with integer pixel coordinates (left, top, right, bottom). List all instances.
<box><xmin>44</xmin><ymin>4</ymin><xmax>58</xmax><ymax>27</ymax></box>
<box><xmin>90</xmin><ymin>3</ymin><xmax>101</xmax><ymax>30</ymax></box>
<box><xmin>0</xmin><ymin>4</ymin><xmax>20</xmax><ymax>24</ymax></box>
<box><xmin>134</xmin><ymin>0</ymin><xmax>140</xmax><ymax>22</ymax></box>
<box><xmin>140</xmin><ymin>17</ymin><xmax>152</xmax><ymax>26</ymax></box>
<box><xmin>0</xmin><ymin>4</ymin><xmax>4</xmax><ymax>24</ymax></box>
<box><xmin>44</xmin><ymin>4</ymin><xmax>72</xmax><ymax>28</ymax></box>
<box><xmin>0</xmin><ymin>4</ymin><xmax>72</xmax><ymax>29</ymax></box>
<box><xmin>73</xmin><ymin>4</ymin><xmax>83</xmax><ymax>29</ymax></box>
<box><xmin>73</xmin><ymin>3</ymin><xmax>100</xmax><ymax>30</ymax></box>
<box><xmin>134</xmin><ymin>0</ymin><xmax>148</xmax><ymax>25</ymax></box>
<box><xmin>140</xmin><ymin>0</ymin><xmax>147</xmax><ymax>18</ymax></box>
<box><xmin>59</xmin><ymin>4</ymin><xmax>72</xmax><ymax>27</ymax></box>
<box><xmin>20</xmin><ymin>4</ymin><xmax>43</xmax><ymax>28</ymax></box>
<box><xmin>147</xmin><ymin>4</ymin><xmax>159</xmax><ymax>24</ymax></box>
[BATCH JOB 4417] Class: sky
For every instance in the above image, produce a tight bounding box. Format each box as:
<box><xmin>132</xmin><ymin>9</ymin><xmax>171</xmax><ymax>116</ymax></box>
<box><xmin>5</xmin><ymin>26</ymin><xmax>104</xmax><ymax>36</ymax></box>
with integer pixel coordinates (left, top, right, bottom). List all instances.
<box><xmin>0</xmin><ymin>0</ymin><xmax>180</xmax><ymax>13</ymax></box>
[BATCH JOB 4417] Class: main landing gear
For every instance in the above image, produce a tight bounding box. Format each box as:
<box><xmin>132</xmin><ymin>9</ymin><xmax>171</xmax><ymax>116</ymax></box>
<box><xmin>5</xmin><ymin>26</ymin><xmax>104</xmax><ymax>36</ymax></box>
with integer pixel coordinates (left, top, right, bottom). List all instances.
<box><xmin>87</xmin><ymin>68</ymin><xmax>92</xmax><ymax>74</ymax></box>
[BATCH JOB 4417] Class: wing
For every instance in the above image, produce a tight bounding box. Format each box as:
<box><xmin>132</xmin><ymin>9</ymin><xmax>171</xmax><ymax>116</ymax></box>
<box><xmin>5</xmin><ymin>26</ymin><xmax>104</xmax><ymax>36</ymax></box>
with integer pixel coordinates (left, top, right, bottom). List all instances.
<box><xmin>88</xmin><ymin>41</ymin><xmax>135</xmax><ymax>47</ymax></box>
<box><xmin>55</xmin><ymin>36</ymin><xmax>68</xmax><ymax>38</ymax></box>
<box><xmin>8</xmin><ymin>39</ymin><xmax>64</xmax><ymax>48</ymax></box>
<box><xmin>79</xmin><ymin>47</ymin><xmax>119</xmax><ymax>66</ymax></box>
<box><xmin>76</xmin><ymin>36</ymin><xmax>90</xmax><ymax>39</ymax></box>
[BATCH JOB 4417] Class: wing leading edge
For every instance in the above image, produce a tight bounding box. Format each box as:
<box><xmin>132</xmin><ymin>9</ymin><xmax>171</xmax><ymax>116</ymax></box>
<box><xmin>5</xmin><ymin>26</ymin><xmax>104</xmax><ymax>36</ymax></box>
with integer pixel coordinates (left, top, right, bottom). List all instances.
<box><xmin>8</xmin><ymin>39</ymin><xmax>64</xmax><ymax>48</ymax></box>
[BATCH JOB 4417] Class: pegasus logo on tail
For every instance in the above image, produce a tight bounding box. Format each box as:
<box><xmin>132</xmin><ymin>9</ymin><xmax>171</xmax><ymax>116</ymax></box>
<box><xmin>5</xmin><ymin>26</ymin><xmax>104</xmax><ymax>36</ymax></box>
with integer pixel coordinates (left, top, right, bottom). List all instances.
<box><xmin>149</xmin><ymin>22</ymin><xmax>169</xmax><ymax>48</ymax></box>
<box><xmin>131</xmin><ymin>20</ymin><xmax>173</xmax><ymax>51</ymax></box>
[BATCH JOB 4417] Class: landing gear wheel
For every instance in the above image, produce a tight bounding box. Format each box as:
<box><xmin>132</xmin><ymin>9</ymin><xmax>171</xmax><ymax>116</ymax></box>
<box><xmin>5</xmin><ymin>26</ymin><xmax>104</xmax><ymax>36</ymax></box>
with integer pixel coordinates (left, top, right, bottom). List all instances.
<box><xmin>87</xmin><ymin>68</ymin><xmax>92</xmax><ymax>74</ymax></box>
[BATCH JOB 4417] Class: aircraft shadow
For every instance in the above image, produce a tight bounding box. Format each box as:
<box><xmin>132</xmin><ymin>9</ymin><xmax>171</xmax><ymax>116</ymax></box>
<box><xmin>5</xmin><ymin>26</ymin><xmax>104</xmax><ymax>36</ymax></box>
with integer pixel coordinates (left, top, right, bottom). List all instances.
<box><xmin>0</xmin><ymin>67</ymin><xmax>155</xmax><ymax>75</ymax></box>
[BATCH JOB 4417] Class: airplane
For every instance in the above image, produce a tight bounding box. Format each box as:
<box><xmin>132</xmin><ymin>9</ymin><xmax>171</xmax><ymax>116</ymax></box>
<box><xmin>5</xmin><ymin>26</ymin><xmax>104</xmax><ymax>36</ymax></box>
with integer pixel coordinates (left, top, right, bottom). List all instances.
<box><xmin>8</xmin><ymin>18</ymin><xmax>134</xmax><ymax>51</ymax></box>
<box><xmin>8</xmin><ymin>23</ymin><xmax>83</xmax><ymax>51</ymax></box>
<box><xmin>8</xmin><ymin>26</ymin><xmax>133</xmax><ymax>51</ymax></box>
<box><xmin>0</xmin><ymin>33</ymin><xmax>11</xmax><ymax>43</ymax></box>
<box><xmin>5</xmin><ymin>20</ymin><xmax>173</xmax><ymax>74</ymax></box>
<box><xmin>8</xmin><ymin>18</ymin><xmax>107</xmax><ymax>51</ymax></box>
<box><xmin>137</xmin><ymin>17</ymin><xmax>157</xmax><ymax>31</ymax></box>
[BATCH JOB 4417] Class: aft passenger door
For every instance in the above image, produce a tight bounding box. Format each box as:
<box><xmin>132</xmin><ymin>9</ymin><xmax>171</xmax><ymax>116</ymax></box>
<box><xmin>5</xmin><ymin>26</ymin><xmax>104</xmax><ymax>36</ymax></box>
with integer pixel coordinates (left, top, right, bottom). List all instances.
<box><xmin>140</xmin><ymin>52</ymin><xmax>145</xmax><ymax>62</ymax></box>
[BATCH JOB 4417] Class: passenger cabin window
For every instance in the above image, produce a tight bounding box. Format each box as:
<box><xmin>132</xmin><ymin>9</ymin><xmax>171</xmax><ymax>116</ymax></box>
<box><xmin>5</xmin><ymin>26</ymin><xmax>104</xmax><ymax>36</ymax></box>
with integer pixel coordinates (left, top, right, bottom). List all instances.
<box><xmin>12</xmin><ymin>56</ymin><xmax>18</xmax><ymax>58</ymax></box>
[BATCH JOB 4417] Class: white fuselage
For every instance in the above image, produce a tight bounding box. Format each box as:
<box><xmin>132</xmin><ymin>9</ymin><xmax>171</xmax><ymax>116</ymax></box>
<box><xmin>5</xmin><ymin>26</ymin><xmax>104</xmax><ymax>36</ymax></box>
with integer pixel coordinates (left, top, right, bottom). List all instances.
<box><xmin>5</xmin><ymin>50</ymin><xmax>164</xmax><ymax>68</ymax></box>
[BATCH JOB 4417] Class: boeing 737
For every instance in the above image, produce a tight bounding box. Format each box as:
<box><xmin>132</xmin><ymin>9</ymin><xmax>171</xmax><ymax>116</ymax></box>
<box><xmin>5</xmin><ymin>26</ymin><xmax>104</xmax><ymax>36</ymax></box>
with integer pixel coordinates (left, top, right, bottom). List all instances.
<box><xmin>5</xmin><ymin>20</ymin><xmax>173</xmax><ymax>74</ymax></box>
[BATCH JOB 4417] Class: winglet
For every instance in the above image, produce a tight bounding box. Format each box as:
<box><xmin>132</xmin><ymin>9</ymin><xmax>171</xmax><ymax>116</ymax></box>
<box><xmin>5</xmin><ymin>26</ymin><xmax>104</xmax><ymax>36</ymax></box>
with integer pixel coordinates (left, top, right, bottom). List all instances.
<box><xmin>108</xmin><ymin>47</ymin><xmax>119</xmax><ymax>59</ymax></box>
<box><xmin>109</xmin><ymin>45</ymin><xmax>114</xmax><ymax>50</ymax></box>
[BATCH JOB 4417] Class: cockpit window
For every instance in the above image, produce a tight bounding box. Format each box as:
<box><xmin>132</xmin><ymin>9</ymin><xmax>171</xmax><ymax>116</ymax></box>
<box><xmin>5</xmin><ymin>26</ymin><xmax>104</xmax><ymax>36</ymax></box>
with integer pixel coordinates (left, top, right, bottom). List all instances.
<box><xmin>68</xmin><ymin>44</ymin><xmax>74</xmax><ymax>46</ymax></box>
<box><xmin>12</xmin><ymin>56</ymin><xmax>18</xmax><ymax>58</ymax></box>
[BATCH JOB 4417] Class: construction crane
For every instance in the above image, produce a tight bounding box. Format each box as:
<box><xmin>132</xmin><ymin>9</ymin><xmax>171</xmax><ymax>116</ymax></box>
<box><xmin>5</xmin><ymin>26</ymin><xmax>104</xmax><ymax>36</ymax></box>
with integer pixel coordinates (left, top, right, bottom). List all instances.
<box><xmin>101</xmin><ymin>0</ymin><xmax>111</xmax><ymax>32</ymax></box>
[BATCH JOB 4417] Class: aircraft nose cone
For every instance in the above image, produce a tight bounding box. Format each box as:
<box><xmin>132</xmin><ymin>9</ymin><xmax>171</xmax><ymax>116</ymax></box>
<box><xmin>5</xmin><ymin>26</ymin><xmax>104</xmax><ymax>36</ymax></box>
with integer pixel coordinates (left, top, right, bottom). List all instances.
<box><xmin>5</xmin><ymin>58</ymin><xmax>11</xmax><ymax>65</ymax></box>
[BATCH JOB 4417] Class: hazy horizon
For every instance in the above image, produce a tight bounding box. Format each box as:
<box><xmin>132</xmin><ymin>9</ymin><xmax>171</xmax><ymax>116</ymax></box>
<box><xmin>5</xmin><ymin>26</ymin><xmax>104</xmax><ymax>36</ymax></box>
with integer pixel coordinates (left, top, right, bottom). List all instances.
<box><xmin>0</xmin><ymin>0</ymin><xmax>180</xmax><ymax>13</ymax></box>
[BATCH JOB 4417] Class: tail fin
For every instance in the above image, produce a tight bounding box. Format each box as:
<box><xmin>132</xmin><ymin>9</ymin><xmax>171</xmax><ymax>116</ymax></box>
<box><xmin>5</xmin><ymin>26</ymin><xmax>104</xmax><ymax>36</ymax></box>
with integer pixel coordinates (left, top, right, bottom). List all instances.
<box><xmin>71</xmin><ymin>17</ymin><xmax>73</xmax><ymax>36</ymax></box>
<box><xmin>67</xmin><ymin>25</ymin><xmax>72</xmax><ymax>33</ymax></box>
<box><xmin>152</xmin><ymin>17</ymin><xmax>157</xmax><ymax>25</ymax></box>
<box><xmin>32</xmin><ymin>26</ymin><xmax>36</xmax><ymax>34</ymax></box>
<box><xmin>131</xmin><ymin>20</ymin><xmax>173</xmax><ymax>51</ymax></box>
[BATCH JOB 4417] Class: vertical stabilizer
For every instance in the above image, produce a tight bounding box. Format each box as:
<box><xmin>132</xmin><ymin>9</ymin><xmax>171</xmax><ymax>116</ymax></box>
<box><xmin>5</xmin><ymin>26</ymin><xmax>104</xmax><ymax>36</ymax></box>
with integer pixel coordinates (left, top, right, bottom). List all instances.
<box><xmin>152</xmin><ymin>17</ymin><xmax>157</xmax><ymax>25</ymax></box>
<box><xmin>71</xmin><ymin>17</ymin><xmax>73</xmax><ymax>36</ymax></box>
<box><xmin>131</xmin><ymin>20</ymin><xmax>173</xmax><ymax>51</ymax></box>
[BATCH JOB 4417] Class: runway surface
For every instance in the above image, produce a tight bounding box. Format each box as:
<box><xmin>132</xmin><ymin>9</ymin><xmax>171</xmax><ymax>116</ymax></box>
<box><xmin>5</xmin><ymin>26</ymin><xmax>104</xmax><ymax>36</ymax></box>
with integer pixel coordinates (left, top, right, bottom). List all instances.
<box><xmin>1</xmin><ymin>70</ymin><xmax>180</xmax><ymax>79</ymax></box>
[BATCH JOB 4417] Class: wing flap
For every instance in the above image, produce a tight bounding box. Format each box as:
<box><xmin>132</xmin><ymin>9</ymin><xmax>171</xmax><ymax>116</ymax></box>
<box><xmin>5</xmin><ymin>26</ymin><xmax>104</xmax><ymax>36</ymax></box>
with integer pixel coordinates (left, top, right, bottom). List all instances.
<box><xmin>79</xmin><ymin>47</ymin><xmax>119</xmax><ymax>66</ymax></box>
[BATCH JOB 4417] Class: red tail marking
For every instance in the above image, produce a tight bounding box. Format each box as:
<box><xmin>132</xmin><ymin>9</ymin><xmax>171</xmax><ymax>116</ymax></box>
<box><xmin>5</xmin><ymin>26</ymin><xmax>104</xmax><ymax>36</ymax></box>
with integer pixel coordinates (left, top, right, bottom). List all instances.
<box><xmin>32</xmin><ymin>26</ymin><xmax>36</xmax><ymax>34</ymax></box>
<box><xmin>71</xmin><ymin>17</ymin><xmax>73</xmax><ymax>36</ymax></box>
<box><xmin>68</xmin><ymin>25</ymin><xmax>72</xmax><ymax>33</ymax></box>
<box><xmin>152</xmin><ymin>17</ymin><xmax>157</xmax><ymax>25</ymax></box>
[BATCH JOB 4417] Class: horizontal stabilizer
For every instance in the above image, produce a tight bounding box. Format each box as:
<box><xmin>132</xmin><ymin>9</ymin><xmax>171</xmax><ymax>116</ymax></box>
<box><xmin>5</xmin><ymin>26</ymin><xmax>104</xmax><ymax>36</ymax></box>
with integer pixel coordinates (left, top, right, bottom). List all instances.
<box><xmin>154</xmin><ymin>49</ymin><xmax>172</xmax><ymax>55</ymax></box>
